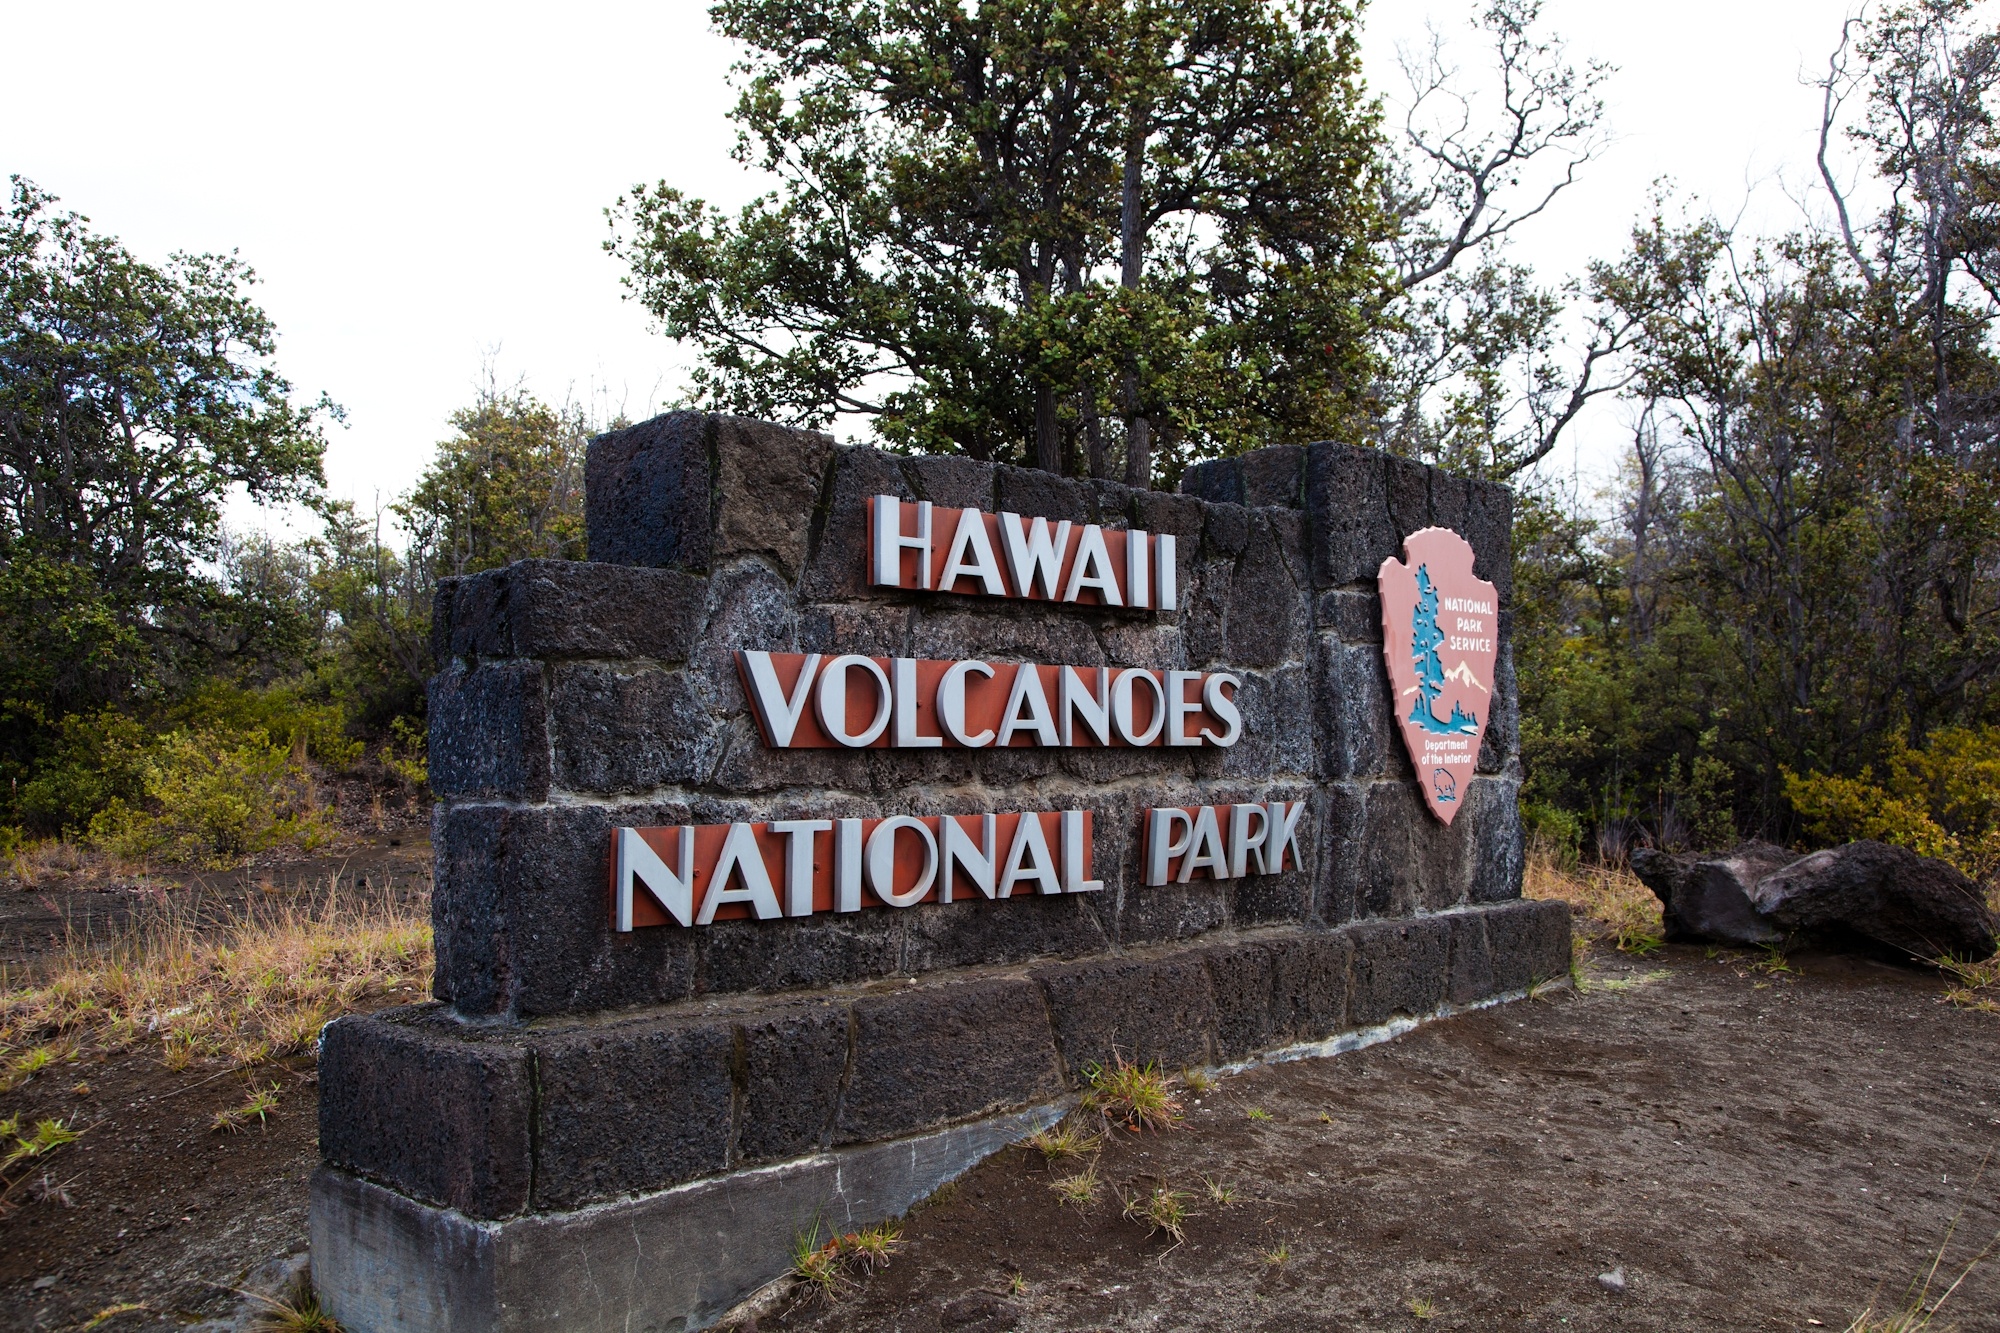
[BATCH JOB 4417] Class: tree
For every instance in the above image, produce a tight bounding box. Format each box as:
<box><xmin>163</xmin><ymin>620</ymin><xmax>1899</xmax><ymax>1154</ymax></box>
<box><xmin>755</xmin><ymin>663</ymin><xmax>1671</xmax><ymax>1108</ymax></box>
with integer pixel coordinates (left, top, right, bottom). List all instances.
<box><xmin>0</xmin><ymin>177</ymin><xmax>330</xmax><ymax>819</ymax></box>
<box><xmin>397</xmin><ymin>384</ymin><xmax>588</xmax><ymax>579</ymax></box>
<box><xmin>611</xmin><ymin>0</ymin><xmax>1390</xmax><ymax>483</ymax></box>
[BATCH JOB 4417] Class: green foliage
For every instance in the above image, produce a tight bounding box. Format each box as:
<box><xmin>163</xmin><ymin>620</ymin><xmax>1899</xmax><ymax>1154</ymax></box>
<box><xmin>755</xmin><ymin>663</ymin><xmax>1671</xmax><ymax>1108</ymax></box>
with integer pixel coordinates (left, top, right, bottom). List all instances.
<box><xmin>612</xmin><ymin>0</ymin><xmax>1391</xmax><ymax>481</ymax></box>
<box><xmin>398</xmin><ymin>385</ymin><xmax>587</xmax><ymax>577</ymax></box>
<box><xmin>1784</xmin><ymin>726</ymin><xmax>2000</xmax><ymax>881</ymax></box>
<box><xmin>93</xmin><ymin>725</ymin><xmax>331</xmax><ymax>868</ymax></box>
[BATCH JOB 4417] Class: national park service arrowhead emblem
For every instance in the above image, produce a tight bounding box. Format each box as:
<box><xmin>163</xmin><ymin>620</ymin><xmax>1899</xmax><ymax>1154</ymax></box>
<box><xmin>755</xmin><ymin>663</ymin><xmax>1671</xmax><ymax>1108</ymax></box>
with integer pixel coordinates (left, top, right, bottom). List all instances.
<box><xmin>1378</xmin><ymin>528</ymin><xmax>1497</xmax><ymax>825</ymax></box>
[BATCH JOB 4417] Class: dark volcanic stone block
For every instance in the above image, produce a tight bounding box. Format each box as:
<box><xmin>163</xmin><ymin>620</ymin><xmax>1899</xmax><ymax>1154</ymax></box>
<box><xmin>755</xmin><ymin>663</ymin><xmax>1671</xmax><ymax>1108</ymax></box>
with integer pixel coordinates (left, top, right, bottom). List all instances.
<box><xmin>1348</xmin><ymin>915</ymin><xmax>1452</xmax><ymax>1025</ymax></box>
<box><xmin>529</xmin><ymin>1016</ymin><xmax>738</xmax><ymax>1209</ymax></box>
<box><xmin>587</xmin><ymin>412</ymin><xmax>712</xmax><ymax>572</ymax></box>
<box><xmin>698</xmin><ymin>913</ymin><xmax>906</xmax><ymax>996</ymax></box>
<box><xmin>1238</xmin><ymin>444</ymin><xmax>1306</xmax><ymax>509</ymax></box>
<box><xmin>1466</xmin><ymin>479</ymin><xmax>1514</xmax><ymax>602</ymax></box>
<box><xmin>736</xmin><ymin>1005</ymin><xmax>852</xmax><ymax>1164</ymax></box>
<box><xmin>900</xmin><ymin>893</ymin><xmax>1112</xmax><ymax>976</ymax></box>
<box><xmin>1303</xmin><ymin>441</ymin><xmax>1397</xmax><ymax>588</ymax></box>
<box><xmin>1444</xmin><ymin>909</ymin><xmax>1496</xmax><ymax>1005</ymax></box>
<box><xmin>836</xmin><ymin>980</ymin><xmax>1066</xmax><ymax>1143</ymax></box>
<box><xmin>426</xmin><ymin>662</ymin><xmax>548</xmax><ymax>802</ymax></box>
<box><xmin>800</xmin><ymin>447</ymin><xmax>912</xmax><ymax>601</ymax></box>
<box><xmin>318</xmin><ymin>1009</ymin><xmax>533</xmax><ymax>1219</ymax></box>
<box><xmin>1180</xmin><ymin>457</ymin><xmax>1244</xmax><ymax>506</ymax></box>
<box><xmin>1033</xmin><ymin>956</ymin><xmax>1218</xmax><ymax>1076</ymax></box>
<box><xmin>1483</xmin><ymin>898</ymin><xmax>1573</xmax><ymax>992</ymax></box>
<box><xmin>1314</xmin><ymin>635</ymin><xmax>1393</xmax><ymax>781</ymax></box>
<box><xmin>436</xmin><ymin>560</ymin><xmax>708</xmax><ymax>664</ymax></box>
<box><xmin>432</xmin><ymin>802</ymin><xmax>699</xmax><ymax>1019</ymax></box>
<box><xmin>1269</xmin><ymin>931</ymin><xmax>1352</xmax><ymax>1040</ymax></box>
<box><xmin>549</xmin><ymin>663</ymin><xmax>714</xmax><ymax>793</ymax></box>
<box><xmin>1202</xmin><ymin>940</ymin><xmax>1280</xmax><ymax>1060</ymax></box>
<box><xmin>586</xmin><ymin>412</ymin><xmax>835</xmax><ymax>580</ymax></box>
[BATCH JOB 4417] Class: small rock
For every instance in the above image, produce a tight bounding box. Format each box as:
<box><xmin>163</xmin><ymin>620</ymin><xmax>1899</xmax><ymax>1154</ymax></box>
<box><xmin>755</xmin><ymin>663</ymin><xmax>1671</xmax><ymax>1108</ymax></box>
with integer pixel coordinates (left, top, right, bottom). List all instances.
<box><xmin>32</xmin><ymin>1276</ymin><xmax>57</xmax><ymax>1291</ymax></box>
<box><xmin>1596</xmin><ymin>1267</ymin><xmax>1626</xmax><ymax>1295</ymax></box>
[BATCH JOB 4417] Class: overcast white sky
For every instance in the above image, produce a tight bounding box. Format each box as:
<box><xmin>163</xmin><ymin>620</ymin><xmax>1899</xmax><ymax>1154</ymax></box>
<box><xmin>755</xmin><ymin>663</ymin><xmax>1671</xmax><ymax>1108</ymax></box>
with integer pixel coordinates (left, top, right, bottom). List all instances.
<box><xmin>3</xmin><ymin>1</ymin><xmax>1886</xmax><ymax>534</ymax></box>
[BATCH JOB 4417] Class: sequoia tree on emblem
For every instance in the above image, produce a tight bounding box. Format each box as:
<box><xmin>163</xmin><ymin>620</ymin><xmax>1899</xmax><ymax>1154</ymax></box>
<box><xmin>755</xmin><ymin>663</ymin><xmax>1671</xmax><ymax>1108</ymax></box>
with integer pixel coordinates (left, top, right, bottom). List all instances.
<box><xmin>1377</xmin><ymin>527</ymin><xmax>1499</xmax><ymax>824</ymax></box>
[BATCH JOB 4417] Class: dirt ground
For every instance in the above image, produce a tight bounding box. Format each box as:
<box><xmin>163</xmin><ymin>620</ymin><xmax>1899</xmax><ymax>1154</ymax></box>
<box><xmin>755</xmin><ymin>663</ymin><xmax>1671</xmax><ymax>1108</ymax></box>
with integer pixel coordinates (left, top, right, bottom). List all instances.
<box><xmin>767</xmin><ymin>947</ymin><xmax>2000</xmax><ymax>1333</ymax></box>
<box><xmin>4</xmin><ymin>927</ymin><xmax>1998</xmax><ymax>1331</ymax></box>
<box><xmin>0</xmin><ymin>826</ymin><xmax>431</xmax><ymax>1333</ymax></box>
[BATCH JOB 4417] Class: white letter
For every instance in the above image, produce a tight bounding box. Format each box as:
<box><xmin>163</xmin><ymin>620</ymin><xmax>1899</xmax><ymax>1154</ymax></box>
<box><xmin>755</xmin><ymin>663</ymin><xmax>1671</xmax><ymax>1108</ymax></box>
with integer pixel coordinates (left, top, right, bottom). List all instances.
<box><xmin>996</xmin><ymin>662</ymin><xmax>1060</xmax><ymax>746</ymax></box>
<box><xmin>1202</xmin><ymin>673</ymin><xmax>1242</xmax><ymax>747</ymax></box>
<box><xmin>1061</xmin><ymin>809</ymin><xmax>1102</xmax><ymax>893</ymax></box>
<box><xmin>769</xmin><ymin>819</ymin><xmax>831</xmax><ymax>917</ymax></box>
<box><xmin>1156</xmin><ymin>533</ymin><xmax>1177</xmax><ymax>610</ymax></box>
<box><xmin>816</xmin><ymin>654</ymin><xmax>892</xmax><ymax>747</ymax></box>
<box><xmin>1266</xmin><ymin>800</ymin><xmax>1306</xmax><ymax>872</ymax></box>
<box><xmin>937</xmin><ymin>659</ymin><xmax>995</xmax><ymax>746</ymax></box>
<box><xmin>1112</xmin><ymin>669</ymin><xmax>1166</xmax><ymax>746</ymax></box>
<box><xmin>835</xmin><ymin>818</ymin><xmax>864</xmax><ymax>912</ymax></box>
<box><xmin>1126</xmin><ymin>529</ymin><xmax>1150</xmax><ymax>609</ymax></box>
<box><xmin>940</xmin><ymin>813</ymin><xmax>997</xmax><ymax>902</ymax></box>
<box><xmin>1061</xmin><ymin>524</ymin><xmax>1122</xmax><ymax>605</ymax></box>
<box><xmin>615</xmin><ymin>826</ymin><xmax>693</xmax><ymax>930</ymax></box>
<box><xmin>871</xmin><ymin>496</ymin><xmax>932</xmax><ymax>588</ymax></box>
<box><xmin>1000</xmin><ymin>813</ymin><xmax>1062</xmax><ymax>896</ymax></box>
<box><xmin>1178</xmin><ymin>806</ymin><xmax>1227</xmax><ymax>882</ymax></box>
<box><xmin>1227</xmin><ymin>804</ymin><xmax>1269</xmax><ymax>879</ymax></box>
<box><xmin>893</xmin><ymin>657</ymin><xmax>944</xmax><ymax>748</ymax></box>
<box><xmin>1165</xmin><ymin>670</ymin><xmax>1203</xmax><ymax>747</ymax></box>
<box><xmin>998</xmin><ymin>511</ymin><xmax>1073</xmax><ymax>599</ymax></box>
<box><xmin>1144</xmin><ymin>807</ymin><xmax>1193</xmax><ymax>886</ymax></box>
<box><xmin>738</xmin><ymin>651</ymin><xmax>822</xmax><ymax>748</ymax></box>
<box><xmin>938</xmin><ymin>507</ymin><xmax>1007</xmax><ymax>596</ymax></box>
<box><xmin>866</xmin><ymin>815</ymin><xmax>938</xmax><ymax>907</ymax></box>
<box><xmin>698</xmin><ymin>822</ymin><xmax>782</xmax><ymax>922</ymax></box>
<box><xmin>1059</xmin><ymin>666</ymin><xmax>1111</xmax><ymax>746</ymax></box>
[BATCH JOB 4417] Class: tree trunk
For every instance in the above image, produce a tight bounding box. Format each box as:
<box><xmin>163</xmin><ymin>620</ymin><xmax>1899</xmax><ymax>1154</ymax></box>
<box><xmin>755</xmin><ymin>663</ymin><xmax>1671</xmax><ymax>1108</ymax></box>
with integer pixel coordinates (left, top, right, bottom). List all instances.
<box><xmin>1119</xmin><ymin>106</ymin><xmax>1152</xmax><ymax>490</ymax></box>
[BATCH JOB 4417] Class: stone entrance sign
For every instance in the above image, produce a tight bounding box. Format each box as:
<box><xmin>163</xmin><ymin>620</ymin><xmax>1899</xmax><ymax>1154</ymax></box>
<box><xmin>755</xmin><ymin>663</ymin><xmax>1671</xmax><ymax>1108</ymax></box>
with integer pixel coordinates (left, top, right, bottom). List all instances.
<box><xmin>1378</xmin><ymin>527</ymin><xmax>1501</xmax><ymax>824</ymax></box>
<box><xmin>309</xmin><ymin>412</ymin><xmax>1567</xmax><ymax>1332</ymax></box>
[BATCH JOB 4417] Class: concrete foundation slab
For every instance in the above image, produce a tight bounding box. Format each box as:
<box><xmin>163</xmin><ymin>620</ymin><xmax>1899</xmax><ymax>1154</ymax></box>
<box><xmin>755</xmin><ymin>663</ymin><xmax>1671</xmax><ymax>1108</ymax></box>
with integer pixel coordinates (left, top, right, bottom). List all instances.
<box><xmin>310</xmin><ymin>1102</ymin><xmax>1066</xmax><ymax>1333</ymax></box>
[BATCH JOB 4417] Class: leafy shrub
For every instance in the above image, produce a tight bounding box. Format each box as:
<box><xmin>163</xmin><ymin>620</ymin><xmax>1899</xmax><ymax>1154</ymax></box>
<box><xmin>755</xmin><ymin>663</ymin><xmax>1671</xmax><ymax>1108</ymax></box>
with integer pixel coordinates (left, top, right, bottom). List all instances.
<box><xmin>11</xmin><ymin>708</ymin><xmax>151</xmax><ymax>835</ymax></box>
<box><xmin>1784</xmin><ymin>725</ymin><xmax>2000</xmax><ymax>882</ymax></box>
<box><xmin>93</xmin><ymin>726</ymin><xmax>331</xmax><ymax>867</ymax></box>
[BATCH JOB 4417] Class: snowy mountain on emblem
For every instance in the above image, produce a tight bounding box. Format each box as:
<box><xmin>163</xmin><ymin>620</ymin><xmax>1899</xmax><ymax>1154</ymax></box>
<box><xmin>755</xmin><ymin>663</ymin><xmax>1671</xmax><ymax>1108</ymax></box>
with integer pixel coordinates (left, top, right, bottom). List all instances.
<box><xmin>1442</xmin><ymin>661</ymin><xmax>1488</xmax><ymax>693</ymax></box>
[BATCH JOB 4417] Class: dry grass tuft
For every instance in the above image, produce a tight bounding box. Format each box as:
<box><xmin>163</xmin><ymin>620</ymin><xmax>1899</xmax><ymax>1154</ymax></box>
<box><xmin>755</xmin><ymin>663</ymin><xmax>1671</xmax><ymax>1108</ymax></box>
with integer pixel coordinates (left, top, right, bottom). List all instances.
<box><xmin>1524</xmin><ymin>843</ymin><xmax>1665</xmax><ymax>956</ymax></box>
<box><xmin>0</xmin><ymin>877</ymin><xmax>429</xmax><ymax>1073</ymax></box>
<box><xmin>1049</xmin><ymin>1160</ymin><xmax>1102</xmax><ymax>1212</ymax></box>
<box><xmin>1120</xmin><ymin>1183</ymin><xmax>1190</xmax><ymax>1244</ymax></box>
<box><xmin>1024</xmin><ymin>1120</ymin><xmax>1103</xmax><ymax>1164</ymax></box>
<box><xmin>1082</xmin><ymin>1054</ymin><xmax>1183</xmax><ymax>1133</ymax></box>
<box><xmin>1939</xmin><ymin>953</ymin><xmax>2000</xmax><ymax>1012</ymax></box>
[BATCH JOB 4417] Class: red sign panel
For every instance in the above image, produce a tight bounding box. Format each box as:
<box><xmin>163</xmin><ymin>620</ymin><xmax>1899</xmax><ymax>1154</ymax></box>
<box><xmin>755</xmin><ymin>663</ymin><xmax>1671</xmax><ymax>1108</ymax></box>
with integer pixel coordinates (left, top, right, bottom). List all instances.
<box><xmin>1378</xmin><ymin>528</ymin><xmax>1498</xmax><ymax>825</ymax></box>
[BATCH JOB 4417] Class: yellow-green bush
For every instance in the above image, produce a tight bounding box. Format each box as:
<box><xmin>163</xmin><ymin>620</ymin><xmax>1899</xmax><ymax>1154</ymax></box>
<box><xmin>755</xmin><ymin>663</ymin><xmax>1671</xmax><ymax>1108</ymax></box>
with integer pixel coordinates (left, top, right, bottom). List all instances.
<box><xmin>92</xmin><ymin>726</ymin><xmax>332</xmax><ymax>868</ymax></box>
<box><xmin>1784</xmin><ymin>726</ymin><xmax>2000</xmax><ymax>883</ymax></box>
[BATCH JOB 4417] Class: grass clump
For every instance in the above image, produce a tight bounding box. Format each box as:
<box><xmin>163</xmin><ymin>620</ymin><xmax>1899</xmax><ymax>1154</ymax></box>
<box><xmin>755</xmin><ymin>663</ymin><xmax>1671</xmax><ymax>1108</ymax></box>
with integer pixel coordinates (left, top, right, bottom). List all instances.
<box><xmin>1049</xmin><ymin>1161</ymin><xmax>1102</xmax><ymax>1213</ymax></box>
<box><xmin>1245</xmin><ymin>1106</ymin><xmax>1272</xmax><ymax>1122</ymax></box>
<box><xmin>0</xmin><ymin>878</ymin><xmax>429</xmax><ymax>1072</ymax></box>
<box><xmin>213</xmin><ymin>1083</ymin><xmax>282</xmax><ymax>1134</ymax></box>
<box><xmin>247</xmin><ymin>1279</ymin><xmax>341</xmax><ymax>1332</ymax></box>
<box><xmin>1407</xmin><ymin>1295</ymin><xmax>1437</xmax><ymax>1320</ymax></box>
<box><xmin>788</xmin><ymin>1218</ymin><xmax>904</xmax><ymax>1303</ymax></box>
<box><xmin>1025</xmin><ymin>1120</ymin><xmax>1103</xmax><ymax>1164</ymax></box>
<box><xmin>1120</xmin><ymin>1184</ymin><xmax>1190</xmax><ymax>1244</ymax></box>
<box><xmin>1201</xmin><ymin>1174</ymin><xmax>1236</xmax><ymax>1204</ymax></box>
<box><xmin>1082</xmin><ymin>1054</ymin><xmax>1182</xmax><ymax>1133</ymax></box>
<box><xmin>0</xmin><ymin>1114</ymin><xmax>87</xmax><ymax>1216</ymax></box>
<box><xmin>1260</xmin><ymin>1242</ymin><xmax>1290</xmax><ymax>1265</ymax></box>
